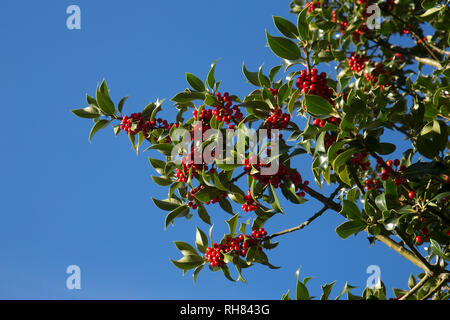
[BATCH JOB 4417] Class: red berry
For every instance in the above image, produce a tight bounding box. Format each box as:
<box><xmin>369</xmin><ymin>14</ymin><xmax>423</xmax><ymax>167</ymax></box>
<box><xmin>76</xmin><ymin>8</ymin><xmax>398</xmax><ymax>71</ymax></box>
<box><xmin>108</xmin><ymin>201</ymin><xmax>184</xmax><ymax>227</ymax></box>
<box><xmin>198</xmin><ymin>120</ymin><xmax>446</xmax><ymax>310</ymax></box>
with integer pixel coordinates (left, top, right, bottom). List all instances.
<box><xmin>408</xmin><ymin>191</ymin><xmax>415</xmax><ymax>199</ymax></box>
<box><xmin>415</xmin><ymin>236</ymin><xmax>423</xmax><ymax>245</ymax></box>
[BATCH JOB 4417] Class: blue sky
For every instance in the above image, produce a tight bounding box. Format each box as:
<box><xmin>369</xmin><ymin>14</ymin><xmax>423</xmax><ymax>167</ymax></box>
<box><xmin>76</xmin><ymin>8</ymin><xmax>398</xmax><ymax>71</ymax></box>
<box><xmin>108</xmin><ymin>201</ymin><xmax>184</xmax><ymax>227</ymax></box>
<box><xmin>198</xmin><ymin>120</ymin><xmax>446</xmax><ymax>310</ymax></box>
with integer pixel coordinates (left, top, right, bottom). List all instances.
<box><xmin>0</xmin><ymin>0</ymin><xmax>423</xmax><ymax>299</ymax></box>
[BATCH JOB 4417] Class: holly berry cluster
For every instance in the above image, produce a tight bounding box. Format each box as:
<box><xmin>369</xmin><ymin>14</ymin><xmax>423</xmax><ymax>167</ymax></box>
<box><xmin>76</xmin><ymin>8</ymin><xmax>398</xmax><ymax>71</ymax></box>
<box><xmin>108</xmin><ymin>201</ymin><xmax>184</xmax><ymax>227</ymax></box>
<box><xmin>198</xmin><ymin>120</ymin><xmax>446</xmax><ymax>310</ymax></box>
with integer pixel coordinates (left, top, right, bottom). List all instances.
<box><xmin>376</xmin><ymin>158</ymin><xmax>407</xmax><ymax>185</ymax></box>
<box><xmin>266</xmin><ymin>108</ymin><xmax>291</xmax><ymax>130</ymax></box>
<box><xmin>364</xmin><ymin>62</ymin><xmax>392</xmax><ymax>88</ymax></box>
<box><xmin>193</xmin><ymin>108</ymin><xmax>213</xmax><ymax>122</ymax></box>
<box><xmin>365</xmin><ymin>159</ymin><xmax>407</xmax><ymax>191</ymax></box>
<box><xmin>295</xmin><ymin>69</ymin><xmax>333</xmax><ymax>103</ymax></box>
<box><xmin>243</xmin><ymin>157</ymin><xmax>308</xmax><ymax>197</ymax></box>
<box><xmin>175</xmin><ymin>148</ymin><xmax>209</xmax><ymax>183</ymax></box>
<box><xmin>364</xmin><ymin>178</ymin><xmax>380</xmax><ymax>192</ymax></box>
<box><xmin>351</xmin><ymin>152</ymin><xmax>371</xmax><ymax>172</ymax></box>
<box><xmin>348</xmin><ymin>53</ymin><xmax>392</xmax><ymax>88</ymax></box>
<box><xmin>120</xmin><ymin>113</ymin><xmax>173</xmax><ymax>136</ymax></box>
<box><xmin>312</xmin><ymin>116</ymin><xmax>341</xmax><ymax>128</ymax></box>
<box><xmin>324</xmin><ymin>132</ymin><xmax>338</xmax><ymax>149</ymax></box>
<box><xmin>205</xmin><ymin>228</ymin><xmax>268</xmax><ymax>267</ymax></box>
<box><xmin>214</xmin><ymin>92</ymin><xmax>244</xmax><ymax>125</ymax></box>
<box><xmin>192</xmin><ymin>92</ymin><xmax>243</xmax><ymax>130</ymax></box>
<box><xmin>186</xmin><ymin>185</ymin><xmax>228</xmax><ymax>210</ymax></box>
<box><xmin>305</xmin><ymin>0</ymin><xmax>322</xmax><ymax>14</ymax></box>
<box><xmin>242</xmin><ymin>190</ymin><xmax>258</xmax><ymax>212</ymax></box>
<box><xmin>348</xmin><ymin>52</ymin><xmax>367</xmax><ymax>73</ymax></box>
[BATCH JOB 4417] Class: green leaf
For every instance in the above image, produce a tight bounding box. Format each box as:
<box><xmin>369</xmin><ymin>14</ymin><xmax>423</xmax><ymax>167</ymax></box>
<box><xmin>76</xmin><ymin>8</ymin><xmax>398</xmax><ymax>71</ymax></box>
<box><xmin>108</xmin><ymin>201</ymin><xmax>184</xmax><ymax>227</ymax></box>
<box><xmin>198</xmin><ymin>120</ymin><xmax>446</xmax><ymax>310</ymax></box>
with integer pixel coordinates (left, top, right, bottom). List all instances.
<box><xmin>71</xmin><ymin>105</ymin><xmax>102</xmax><ymax>119</ymax></box>
<box><xmin>375</xmin><ymin>193</ymin><xmax>387</xmax><ymax>212</ymax></box>
<box><xmin>332</xmin><ymin>148</ymin><xmax>357</xmax><ymax>170</ymax></box>
<box><xmin>148</xmin><ymin>157</ymin><xmax>166</xmax><ymax>175</ymax></box>
<box><xmin>337</xmin><ymin>166</ymin><xmax>352</xmax><ymax>187</ymax></box>
<box><xmin>297</xmin><ymin>7</ymin><xmax>309</xmax><ymax>40</ymax></box>
<box><xmin>273</xmin><ymin>16</ymin><xmax>299</xmax><ymax>39</ymax></box>
<box><xmin>193</xmin><ymin>264</ymin><xmax>204</xmax><ymax>283</ymax></box>
<box><xmin>171</xmin><ymin>91</ymin><xmax>206</xmax><ymax>104</ymax></box>
<box><xmin>341</xmin><ymin>200</ymin><xmax>362</xmax><ymax>220</ymax></box>
<box><xmin>281</xmin><ymin>290</ymin><xmax>292</xmax><ymax>300</ymax></box>
<box><xmin>170</xmin><ymin>255</ymin><xmax>204</xmax><ymax>271</ymax></box>
<box><xmin>216</xmin><ymin>163</ymin><xmax>242</xmax><ymax>171</ymax></box>
<box><xmin>165</xmin><ymin>205</ymin><xmax>190</xmax><ymax>229</ymax></box>
<box><xmin>408</xmin><ymin>274</ymin><xmax>417</xmax><ymax>289</ymax></box>
<box><xmin>258</xmin><ymin>65</ymin><xmax>271</xmax><ymax>88</ymax></box>
<box><xmin>335</xmin><ymin>282</ymin><xmax>357</xmax><ymax>300</ymax></box>
<box><xmin>226</xmin><ymin>213</ymin><xmax>240</xmax><ymax>237</ymax></box>
<box><xmin>186</xmin><ymin>73</ymin><xmax>206</xmax><ymax>92</ymax></box>
<box><xmin>96</xmin><ymin>80</ymin><xmax>116</xmax><ymax>115</ymax></box>
<box><xmin>374</xmin><ymin>143</ymin><xmax>396</xmax><ymax>155</ymax></box>
<box><xmin>418</xmin><ymin>7</ymin><xmax>441</xmax><ymax>18</ymax></box>
<box><xmin>198</xmin><ymin>205</ymin><xmax>212</xmax><ymax>225</ymax></box>
<box><xmin>295</xmin><ymin>268</ymin><xmax>310</xmax><ymax>300</ymax></box>
<box><xmin>219</xmin><ymin>198</ymin><xmax>234</xmax><ymax>215</ymax></box>
<box><xmin>430</xmin><ymin>239</ymin><xmax>450</xmax><ymax>261</ymax></box>
<box><xmin>266</xmin><ymin>31</ymin><xmax>301</xmax><ymax>60</ymax></box>
<box><xmin>269</xmin><ymin>184</ymin><xmax>283</xmax><ymax>213</ymax></box>
<box><xmin>287</xmin><ymin>89</ymin><xmax>301</xmax><ymax>116</ymax></box>
<box><xmin>145</xmin><ymin>143</ymin><xmax>173</xmax><ymax>155</ymax></box>
<box><xmin>174</xmin><ymin>241</ymin><xmax>198</xmax><ymax>257</ymax></box>
<box><xmin>335</xmin><ymin>220</ymin><xmax>366</xmax><ymax>239</ymax></box>
<box><xmin>117</xmin><ymin>96</ymin><xmax>128</xmax><ymax>114</ymax></box>
<box><xmin>304</xmin><ymin>95</ymin><xmax>333</xmax><ymax>116</ymax></box>
<box><xmin>89</xmin><ymin>119</ymin><xmax>110</xmax><ymax>142</ymax></box>
<box><xmin>152</xmin><ymin>176</ymin><xmax>173</xmax><ymax>186</ymax></box>
<box><xmin>242</xmin><ymin>63</ymin><xmax>261</xmax><ymax>87</ymax></box>
<box><xmin>320</xmin><ymin>281</ymin><xmax>336</xmax><ymax>300</ymax></box>
<box><xmin>152</xmin><ymin>198</ymin><xmax>181</xmax><ymax>211</ymax></box>
<box><xmin>207</xmin><ymin>60</ymin><xmax>219</xmax><ymax>90</ymax></box>
<box><xmin>195</xmin><ymin>227</ymin><xmax>209</xmax><ymax>254</ymax></box>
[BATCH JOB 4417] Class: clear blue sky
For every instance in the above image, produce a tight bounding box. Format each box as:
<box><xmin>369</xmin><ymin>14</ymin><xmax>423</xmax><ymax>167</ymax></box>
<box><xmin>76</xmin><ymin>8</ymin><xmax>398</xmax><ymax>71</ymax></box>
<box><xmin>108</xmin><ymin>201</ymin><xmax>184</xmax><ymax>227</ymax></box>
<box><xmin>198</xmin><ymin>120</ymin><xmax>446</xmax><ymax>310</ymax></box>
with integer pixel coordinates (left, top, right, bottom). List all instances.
<box><xmin>0</xmin><ymin>0</ymin><xmax>422</xmax><ymax>299</ymax></box>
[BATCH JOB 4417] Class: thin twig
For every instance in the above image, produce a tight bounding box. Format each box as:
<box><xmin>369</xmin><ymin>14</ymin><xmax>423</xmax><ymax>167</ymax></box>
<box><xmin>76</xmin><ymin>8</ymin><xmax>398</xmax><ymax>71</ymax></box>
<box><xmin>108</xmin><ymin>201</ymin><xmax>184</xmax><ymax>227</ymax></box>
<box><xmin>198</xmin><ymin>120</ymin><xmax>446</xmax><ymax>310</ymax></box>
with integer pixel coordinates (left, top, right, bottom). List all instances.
<box><xmin>267</xmin><ymin>205</ymin><xmax>328</xmax><ymax>239</ymax></box>
<box><xmin>399</xmin><ymin>273</ymin><xmax>431</xmax><ymax>300</ymax></box>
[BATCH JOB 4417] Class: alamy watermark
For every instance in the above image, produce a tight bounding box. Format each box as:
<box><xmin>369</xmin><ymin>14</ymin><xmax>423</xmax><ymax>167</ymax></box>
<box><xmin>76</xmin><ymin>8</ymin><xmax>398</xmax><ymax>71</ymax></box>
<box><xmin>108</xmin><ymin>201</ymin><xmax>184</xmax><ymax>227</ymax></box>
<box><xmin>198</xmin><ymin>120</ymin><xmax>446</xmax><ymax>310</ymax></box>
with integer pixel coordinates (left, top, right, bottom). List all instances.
<box><xmin>66</xmin><ymin>265</ymin><xmax>81</xmax><ymax>290</ymax></box>
<box><xmin>366</xmin><ymin>265</ymin><xmax>381</xmax><ymax>289</ymax></box>
<box><xmin>66</xmin><ymin>5</ymin><xmax>81</xmax><ymax>30</ymax></box>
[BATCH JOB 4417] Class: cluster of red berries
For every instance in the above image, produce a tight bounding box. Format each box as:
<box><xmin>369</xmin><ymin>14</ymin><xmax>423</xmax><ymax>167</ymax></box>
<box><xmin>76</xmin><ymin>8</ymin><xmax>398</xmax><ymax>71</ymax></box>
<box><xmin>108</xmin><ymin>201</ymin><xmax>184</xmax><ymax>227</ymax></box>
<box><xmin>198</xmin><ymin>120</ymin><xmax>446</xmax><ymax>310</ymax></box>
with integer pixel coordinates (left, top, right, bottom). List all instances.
<box><xmin>242</xmin><ymin>190</ymin><xmax>258</xmax><ymax>212</ymax></box>
<box><xmin>324</xmin><ymin>133</ymin><xmax>338</xmax><ymax>149</ymax></box>
<box><xmin>193</xmin><ymin>108</ymin><xmax>213</xmax><ymax>122</ymax></box>
<box><xmin>332</xmin><ymin>4</ymin><xmax>370</xmax><ymax>42</ymax></box>
<box><xmin>214</xmin><ymin>92</ymin><xmax>243</xmax><ymax>125</ymax></box>
<box><xmin>266</xmin><ymin>109</ymin><xmax>291</xmax><ymax>130</ymax></box>
<box><xmin>243</xmin><ymin>157</ymin><xmax>308</xmax><ymax>196</ymax></box>
<box><xmin>205</xmin><ymin>228</ymin><xmax>268</xmax><ymax>267</ymax></box>
<box><xmin>348</xmin><ymin>52</ymin><xmax>367</xmax><ymax>73</ymax></box>
<box><xmin>204</xmin><ymin>192</ymin><xmax>228</xmax><ymax>206</ymax></box>
<box><xmin>348</xmin><ymin>53</ymin><xmax>392</xmax><ymax>88</ymax></box>
<box><xmin>338</xmin><ymin>20</ymin><xmax>348</xmax><ymax>35</ymax></box>
<box><xmin>120</xmin><ymin>113</ymin><xmax>174</xmax><ymax>136</ymax></box>
<box><xmin>312</xmin><ymin>116</ymin><xmax>341</xmax><ymax>128</ymax></box>
<box><xmin>401</xmin><ymin>24</ymin><xmax>412</xmax><ymax>35</ymax></box>
<box><xmin>305</xmin><ymin>0</ymin><xmax>322</xmax><ymax>13</ymax></box>
<box><xmin>192</xmin><ymin>92</ymin><xmax>243</xmax><ymax>129</ymax></box>
<box><xmin>364</xmin><ymin>178</ymin><xmax>380</xmax><ymax>191</ymax></box>
<box><xmin>186</xmin><ymin>186</ymin><xmax>227</xmax><ymax>209</ymax></box>
<box><xmin>376</xmin><ymin>158</ymin><xmax>407</xmax><ymax>185</ymax></box>
<box><xmin>295</xmin><ymin>69</ymin><xmax>334</xmax><ymax>102</ymax></box>
<box><xmin>351</xmin><ymin>152</ymin><xmax>371</xmax><ymax>171</ymax></box>
<box><xmin>175</xmin><ymin>148</ymin><xmax>209</xmax><ymax>183</ymax></box>
<box><xmin>364</xmin><ymin>62</ymin><xmax>392</xmax><ymax>88</ymax></box>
